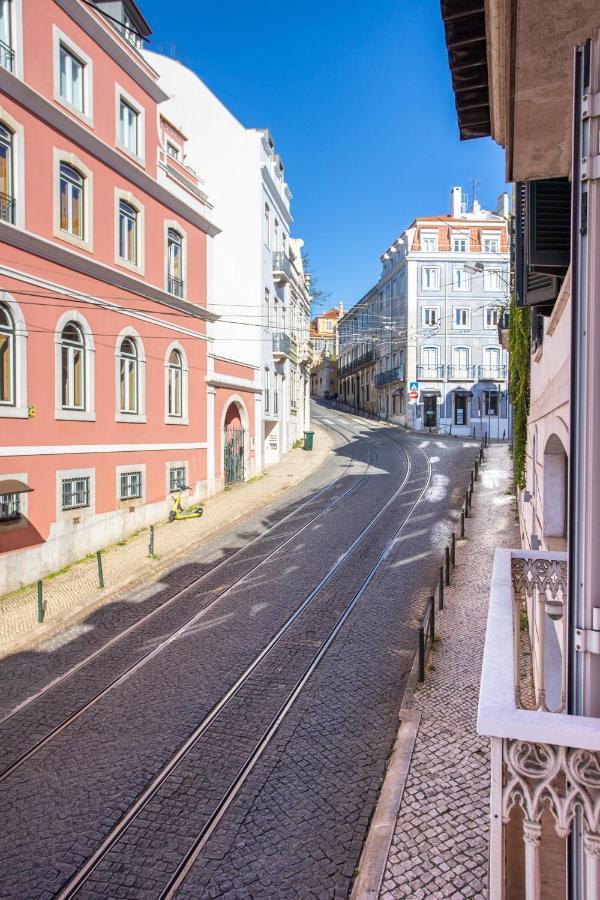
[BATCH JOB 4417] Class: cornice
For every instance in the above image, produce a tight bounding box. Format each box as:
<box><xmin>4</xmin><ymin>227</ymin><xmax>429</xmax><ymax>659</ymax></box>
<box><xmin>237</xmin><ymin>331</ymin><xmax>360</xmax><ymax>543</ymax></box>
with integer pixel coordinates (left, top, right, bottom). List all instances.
<box><xmin>0</xmin><ymin>67</ymin><xmax>220</xmax><ymax>237</ymax></box>
<box><xmin>205</xmin><ymin>373</ymin><xmax>262</xmax><ymax>394</ymax></box>
<box><xmin>0</xmin><ymin>222</ymin><xmax>218</xmax><ymax>322</ymax></box>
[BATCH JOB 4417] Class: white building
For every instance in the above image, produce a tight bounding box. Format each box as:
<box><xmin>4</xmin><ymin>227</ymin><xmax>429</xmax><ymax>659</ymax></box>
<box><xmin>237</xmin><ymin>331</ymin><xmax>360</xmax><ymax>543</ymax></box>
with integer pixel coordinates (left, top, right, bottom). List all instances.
<box><xmin>340</xmin><ymin>187</ymin><xmax>511</xmax><ymax>438</ymax></box>
<box><xmin>146</xmin><ymin>52</ymin><xmax>311</xmax><ymax>480</ymax></box>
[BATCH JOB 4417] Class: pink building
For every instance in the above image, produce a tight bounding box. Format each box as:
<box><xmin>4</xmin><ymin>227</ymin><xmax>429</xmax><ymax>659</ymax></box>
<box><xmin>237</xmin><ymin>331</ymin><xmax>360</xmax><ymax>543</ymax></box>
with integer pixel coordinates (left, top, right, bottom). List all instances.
<box><xmin>0</xmin><ymin>0</ymin><xmax>254</xmax><ymax>592</ymax></box>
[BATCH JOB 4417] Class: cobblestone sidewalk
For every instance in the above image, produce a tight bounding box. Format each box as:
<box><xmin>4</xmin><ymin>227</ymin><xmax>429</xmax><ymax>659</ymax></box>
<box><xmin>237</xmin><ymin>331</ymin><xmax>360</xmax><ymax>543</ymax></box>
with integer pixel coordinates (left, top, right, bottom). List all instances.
<box><xmin>0</xmin><ymin>426</ymin><xmax>331</xmax><ymax>658</ymax></box>
<box><xmin>354</xmin><ymin>444</ymin><xmax>520</xmax><ymax>899</ymax></box>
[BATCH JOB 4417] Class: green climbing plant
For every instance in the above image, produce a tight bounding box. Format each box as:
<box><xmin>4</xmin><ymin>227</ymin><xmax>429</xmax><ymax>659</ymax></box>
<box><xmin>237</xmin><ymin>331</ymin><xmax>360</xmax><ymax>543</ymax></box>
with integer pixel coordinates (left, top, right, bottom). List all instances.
<box><xmin>508</xmin><ymin>294</ymin><xmax>531</xmax><ymax>490</ymax></box>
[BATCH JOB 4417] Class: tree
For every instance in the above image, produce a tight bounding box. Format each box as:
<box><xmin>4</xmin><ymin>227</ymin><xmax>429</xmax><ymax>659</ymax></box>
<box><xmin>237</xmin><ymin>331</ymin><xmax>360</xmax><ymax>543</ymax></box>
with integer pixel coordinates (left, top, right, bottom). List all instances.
<box><xmin>302</xmin><ymin>250</ymin><xmax>331</xmax><ymax>317</ymax></box>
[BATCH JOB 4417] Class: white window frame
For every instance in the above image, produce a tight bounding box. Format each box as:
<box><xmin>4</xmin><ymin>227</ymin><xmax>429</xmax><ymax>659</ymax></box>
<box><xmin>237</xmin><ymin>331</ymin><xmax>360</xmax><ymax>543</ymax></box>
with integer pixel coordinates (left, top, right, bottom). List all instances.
<box><xmin>422</xmin><ymin>306</ymin><xmax>440</xmax><ymax>328</ymax></box>
<box><xmin>115</xmin><ymin>84</ymin><xmax>145</xmax><ymax>164</ymax></box>
<box><xmin>53</xmin><ymin>149</ymin><xmax>93</xmax><ymax>251</ymax></box>
<box><xmin>264</xmin><ymin>202</ymin><xmax>271</xmax><ymax>249</ymax></box>
<box><xmin>164</xmin><ymin>341</ymin><xmax>189</xmax><ymax>425</ymax></box>
<box><xmin>421</xmin><ymin>230</ymin><xmax>438</xmax><ymax>253</ymax></box>
<box><xmin>56</xmin><ymin>466</ymin><xmax>95</xmax><ymax>522</ymax></box>
<box><xmin>483</xmin><ymin>345</ymin><xmax>502</xmax><ymax>377</ymax></box>
<box><xmin>116</xmin><ymin>465</ymin><xmax>146</xmax><ymax>505</ymax></box>
<box><xmin>421</xmin><ymin>266</ymin><xmax>440</xmax><ymax>291</ymax></box>
<box><xmin>53</xmin><ymin>27</ymin><xmax>93</xmax><ymax>124</ymax></box>
<box><xmin>452</xmin><ymin>345</ymin><xmax>471</xmax><ymax>373</ymax></box>
<box><xmin>451</xmin><ymin>231</ymin><xmax>469</xmax><ymax>253</ymax></box>
<box><xmin>0</xmin><ymin>0</ymin><xmax>23</xmax><ymax>80</ymax></box>
<box><xmin>482</xmin><ymin>232</ymin><xmax>501</xmax><ymax>254</ymax></box>
<box><xmin>166</xmin><ymin>141</ymin><xmax>179</xmax><ymax>161</ymax></box>
<box><xmin>0</xmin><ymin>469</ymin><xmax>28</xmax><ymax>533</ymax></box>
<box><xmin>453</xmin><ymin>266</ymin><xmax>470</xmax><ymax>292</ymax></box>
<box><xmin>114</xmin><ymin>188</ymin><xmax>144</xmax><ymax>274</ymax></box>
<box><xmin>485</xmin><ymin>305</ymin><xmax>500</xmax><ymax>329</ymax></box>
<box><xmin>167</xmin><ymin>461</ymin><xmax>189</xmax><ymax>496</ymax></box>
<box><xmin>453</xmin><ymin>306</ymin><xmax>471</xmax><ymax>330</ymax></box>
<box><xmin>421</xmin><ymin>345</ymin><xmax>440</xmax><ymax>370</ymax></box>
<box><xmin>0</xmin><ymin>292</ymin><xmax>27</xmax><ymax>418</ymax></box>
<box><xmin>484</xmin><ymin>267</ymin><xmax>503</xmax><ymax>292</ymax></box>
<box><xmin>163</xmin><ymin>218</ymin><xmax>187</xmax><ymax>299</ymax></box>
<box><xmin>115</xmin><ymin>326</ymin><xmax>146</xmax><ymax>423</ymax></box>
<box><xmin>0</xmin><ymin>108</ymin><xmax>23</xmax><ymax>229</ymax></box>
<box><xmin>54</xmin><ymin>310</ymin><xmax>95</xmax><ymax>421</ymax></box>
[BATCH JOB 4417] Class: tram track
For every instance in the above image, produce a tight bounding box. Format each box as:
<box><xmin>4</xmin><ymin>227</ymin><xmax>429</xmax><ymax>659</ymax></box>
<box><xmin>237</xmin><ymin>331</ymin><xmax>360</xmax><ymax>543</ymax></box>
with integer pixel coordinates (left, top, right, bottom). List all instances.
<box><xmin>56</xmin><ymin>445</ymin><xmax>431</xmax><ymax>899</ymax></box>
<box><xmin>0</xmin><ymin>419</ymin><xmax>392</xmax><ymax>784</ymax></box>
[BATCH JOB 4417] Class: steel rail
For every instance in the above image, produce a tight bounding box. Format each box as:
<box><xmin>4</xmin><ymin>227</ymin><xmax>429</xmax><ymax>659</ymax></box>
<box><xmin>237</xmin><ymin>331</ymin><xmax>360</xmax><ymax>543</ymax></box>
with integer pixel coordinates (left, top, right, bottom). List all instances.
<box><xmin>0</xmin><ymin>420</ymin><xmax>383</xmax><ymax>783</ymax></box>
<box><xmin>56</xmin><ymin>445</ymin><xmax>417</xmax><ymax>899</ymax></box>
<box><xmin>0</xmin><ymin>416</ymin><xmax>364</xmax><ymax>731</ymax></box>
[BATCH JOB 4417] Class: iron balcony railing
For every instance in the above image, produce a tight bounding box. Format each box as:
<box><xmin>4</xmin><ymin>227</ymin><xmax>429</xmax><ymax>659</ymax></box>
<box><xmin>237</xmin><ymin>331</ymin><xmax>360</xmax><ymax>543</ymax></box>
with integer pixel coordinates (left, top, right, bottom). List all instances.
<box><xmin>478</xmin><ymin>365</ymin><xmax>507</xmax><ymax>381</ymax></box>
<box><xmin>272</xmin><ymin>251</ymin><xmax>295</xmax><ymax>282</ymax></box>
<box><xmin>0</xmin><ymin>192</ymin><xmax>15</xmax><ymax>224</ymax></box>
<box><xmin>375</xmin><ymin>366</ymin><xmax>405</xmax><ymax>387</ymax></box>
<box><xmin>338</xmin><ymin>349</ymin><xmax>375</xmax><ymax>378</ymax></box>
<box><xmin>0</xmin><ymin>40</ymin><xmax>14</xmax><ymax>73</ymax></box>
<box><xmin>416</xmin><ymin>364</ymin><xmax>444</xmax><ymax>380</ymax></box>
<box><xmin>272</xmin><ymin>331</ymin><xmax>293</xmax><ymax>357</ymax></box>
<box><xmin>167</xmin><ymin>275</ymin><xmax>184</xmax><ymax>298</ymax></box>
<box><xmin>446</xmin><ymin>365</ymin><xmax>476</xmax><ymax>381</ymax></box>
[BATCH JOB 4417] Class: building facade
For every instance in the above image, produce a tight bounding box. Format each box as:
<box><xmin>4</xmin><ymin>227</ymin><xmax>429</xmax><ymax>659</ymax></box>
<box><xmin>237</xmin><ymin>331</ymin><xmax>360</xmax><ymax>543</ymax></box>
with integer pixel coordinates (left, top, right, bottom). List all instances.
<box><xmin>440</xmin><ymin>2</ymin><xmax>600</xmax><ymax>897</ymax></box>
<box><xmin>339</xmin><ymin>187</ymin><xmax>510</xmax><ymax>437</ymax></box>
<box><xmin>309</xmin><ymin>305</ymin><xmax>343</xmax><ymax>360</ymax></box>
<box><xmin>146</xmin><ymin>53</ymin><xmax>312</xmax><ymax>474</ymax></box>
<box><xmin>337</xmin><ymin>287</ymin><xmax>378</xmax><ymax>415</ymax></box>
<box><xmin>310</xmin><ymin>356</ymin><xmax>337</xmax><ymax>400</ymax></box>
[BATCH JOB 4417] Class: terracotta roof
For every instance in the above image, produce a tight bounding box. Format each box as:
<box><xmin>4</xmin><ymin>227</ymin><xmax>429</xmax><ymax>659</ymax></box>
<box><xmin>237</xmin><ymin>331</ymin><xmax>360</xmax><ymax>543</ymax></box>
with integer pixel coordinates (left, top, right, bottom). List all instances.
<box><xmin>411</xmin><ymin>221</ymin><xmax>509</xmax><ymax>253</ymax></box>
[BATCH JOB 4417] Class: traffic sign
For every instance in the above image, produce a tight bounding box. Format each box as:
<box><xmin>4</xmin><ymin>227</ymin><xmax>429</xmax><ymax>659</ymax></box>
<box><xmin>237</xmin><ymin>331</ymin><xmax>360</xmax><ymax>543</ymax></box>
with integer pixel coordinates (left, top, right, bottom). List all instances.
<box><xmin>409</xmin><ymin>381</ymin><xmax>419</xmax><ymax>392</ymax></box>
<box><xmin>409</xmin><ymin>390</ymin><xmax>419</xmax><ymax>400</ymax></box>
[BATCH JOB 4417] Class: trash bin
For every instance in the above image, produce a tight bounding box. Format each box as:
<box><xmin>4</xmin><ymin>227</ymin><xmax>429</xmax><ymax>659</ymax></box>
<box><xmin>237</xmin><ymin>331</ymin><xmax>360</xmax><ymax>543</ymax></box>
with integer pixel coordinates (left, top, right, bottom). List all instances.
<box><xmin>303</xmin><ymin>431</ymin><xmax>314</xmax><ymax>451</ymax></box>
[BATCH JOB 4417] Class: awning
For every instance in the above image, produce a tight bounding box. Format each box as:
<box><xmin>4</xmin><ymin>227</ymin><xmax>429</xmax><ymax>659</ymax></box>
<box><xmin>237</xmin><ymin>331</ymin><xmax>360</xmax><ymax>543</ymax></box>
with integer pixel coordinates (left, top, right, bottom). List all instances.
<box><xmin>0</xmin><ymin>479</ymin><xmax>33</xmax><ymax>496</ymax></box>
<box><xmin>440</xmin><ymin>0</ymin><xmax>491</xmax><ymax>141</ymax></box>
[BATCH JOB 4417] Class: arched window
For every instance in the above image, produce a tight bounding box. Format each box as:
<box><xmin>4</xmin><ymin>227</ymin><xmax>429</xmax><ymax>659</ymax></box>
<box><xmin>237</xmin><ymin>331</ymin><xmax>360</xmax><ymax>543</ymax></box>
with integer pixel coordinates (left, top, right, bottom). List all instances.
<box><xmin>167</xmin><ymin>228</ymin><xmax>183</xmax><ymax>297</ymax></box>
<box><xmin>483</xmin><ymin>346</ymin><xmax>501</xmax><ymax>378</ymax></box>
<box><xmin>119</xmin><ymin>200</ymin><xmax>137</xmax><ymax>264</ymax></box>
<box><xmin>543</xmin><ymin>434</ymin><xmax>568</xmax><ymax>540</ymax></box>
<box><xmin>60</xmin><ymin>163</ymin><xmax>84</xmax><ymax>238</ymax></box>
<box><xmin>167</xmin><ymin>348</ymin><xmax>183</xmax><ymax>417</ymax></box>
<box><xmin>61</xmin><ymin>321</ymin><xmax>85</xmax><ymax>409</ymax></box>
<box><xmin>0</xmin><ymin>123</ymin><xmax>13</xmax><ymax>223</ymax></box>
<box><xmin>0</xmin><ymin>302</ymin><xmax>14</xmax><ymax>404</ymax></box>
<box><xmin>119</xmin><ymin>336</ymin><xmax>138</xmax><ymax>413</ymax></box>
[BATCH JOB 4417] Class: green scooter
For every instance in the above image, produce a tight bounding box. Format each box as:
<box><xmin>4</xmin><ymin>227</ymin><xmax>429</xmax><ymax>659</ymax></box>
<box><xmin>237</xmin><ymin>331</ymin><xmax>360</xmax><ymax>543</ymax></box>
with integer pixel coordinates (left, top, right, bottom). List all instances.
<box><xmin>168</xmin><ymin>484</ymin><xmax>204</xmax><ymax>522</ymax></box>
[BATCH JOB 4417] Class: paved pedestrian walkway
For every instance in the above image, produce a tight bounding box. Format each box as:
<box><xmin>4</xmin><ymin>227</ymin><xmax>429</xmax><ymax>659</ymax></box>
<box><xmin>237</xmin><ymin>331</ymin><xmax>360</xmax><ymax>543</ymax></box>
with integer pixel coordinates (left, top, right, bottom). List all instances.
<box><xmin>352</xmin><ymin>443</ymin><xmax>520</xmax><ymax>899</ymax></box>
<box><xmin>0</xmin><ymin>426</ymin><xmax>331</xmax><ymax>659</ymax></box>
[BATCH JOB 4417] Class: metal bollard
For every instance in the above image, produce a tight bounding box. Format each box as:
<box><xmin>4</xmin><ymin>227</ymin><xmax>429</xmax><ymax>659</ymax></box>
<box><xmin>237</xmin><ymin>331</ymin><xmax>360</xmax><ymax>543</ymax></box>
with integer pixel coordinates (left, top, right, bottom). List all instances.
<box><xmin>474</xmin><ymin>459</ymin><xmax>479</xmax><ymax>481</ymax></box>
<box><xmin>418</xmin><ymin>625</ymin><xmax>425</xmax><ymax>682</ymax></box>
<box><xmin>480</xmin><ymin>446</ymin><xmax>484</xmax><ymax>464</ymax></box>
<box><xmin>148</xmin><ymin>525</ymin><xmax>155</xmax><ymax>558</ymax></box>
<box><xmin>470</xmin><ymin>469</ymin><xmax>475</xmax><ymax>491</ymax></box>
<box><xmin>460</xmin><ymin>510</ymin><xmax>465</xmax><ymax>539</ymax></box>
<box><xmin>96</xmin><ymin>550</ymin><xmax>104</xmax><ymax>589</ymax></box>
<box><xmin>37</xmin><ymin>580</ymin><xmax>43</xmax><ymax>624</ymax></box>
<box><xmin>429</xmin><ymin>595</ymin><xmax>435</xmax><ymax>641</ymax></box>
<box><xmin>438</xmin><ymin>564</ymin><xmax>444</xmax><ymax>610</ymax></box>
<box><xmin>465</xmin><ymin>489</ymin><xmax>470</xmax><ymax>518</ymax></box>
<box><xmin>445</xmin><ymin>546</ymin><xmax>450</xmax><ymax>586</ymax></box>
<box><xmin>469</xmin><ymin>483</ymin><xmax>474</xmax><ymax>507</ymax></box>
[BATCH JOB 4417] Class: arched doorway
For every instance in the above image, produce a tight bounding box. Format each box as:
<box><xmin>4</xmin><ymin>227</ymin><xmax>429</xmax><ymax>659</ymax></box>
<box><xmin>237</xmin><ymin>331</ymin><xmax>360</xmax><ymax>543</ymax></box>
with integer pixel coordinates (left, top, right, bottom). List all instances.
<box><xmin>223</xmin><ymin>401</ymin><xmax>246</xmax><ymax>485</ymax></box>
<box><xmin>543</xmin><ymin>433</ymin><xmax>568</xmax><ymax>541</ymax></box>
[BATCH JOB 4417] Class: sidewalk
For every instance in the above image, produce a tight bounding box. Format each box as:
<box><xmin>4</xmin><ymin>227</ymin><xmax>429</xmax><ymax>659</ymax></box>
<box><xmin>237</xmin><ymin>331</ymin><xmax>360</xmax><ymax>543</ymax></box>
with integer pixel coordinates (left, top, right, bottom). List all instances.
<box><xmin>0</xmin><ymin>425</ymin><xmax>331</xmax><ymax>659</ymax></box>
<box><xmin>352</xmin><ymin>443</ymin><xmax>520</xmax><ymax>899</ymax></box>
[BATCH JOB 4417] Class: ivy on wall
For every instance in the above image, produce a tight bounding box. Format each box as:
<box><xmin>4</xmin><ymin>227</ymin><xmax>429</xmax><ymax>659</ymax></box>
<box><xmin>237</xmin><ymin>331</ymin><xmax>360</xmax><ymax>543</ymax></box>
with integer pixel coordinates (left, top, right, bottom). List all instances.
<box><xmin>508</xmin><ymin>295</ymin><xmax>531</xmax><ymax>490</ymax></box>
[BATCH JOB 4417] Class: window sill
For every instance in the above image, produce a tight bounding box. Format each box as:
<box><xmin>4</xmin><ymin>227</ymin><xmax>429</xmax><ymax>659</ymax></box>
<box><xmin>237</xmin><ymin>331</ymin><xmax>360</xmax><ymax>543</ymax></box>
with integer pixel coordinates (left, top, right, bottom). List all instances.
<box><xmin>115</xmin><ymin>255</ymin><xmax>144</xmax><ymax>277</ymax></box>
<box><xmin>0</xmin><ymin>405</ymin><xmax>29</xmax><ymax>418</ymax></box>
<box><xmin>55</xmin><ymin>228</ymin><xmax>94</xmax><ymax>254</ymax></box>
<box><xmin>55</xmin><ymin>410</ymin><xmax>96</xmax><ymax>421</ymax></box>
<box><xmin>116</xmin><ymin>141</ymin><xmax>146</xmax><ymax>169</ymax></box>
<box><xmin>165</xmin><ymin>416</ymin><xmax>189</xmax><ymax>426</ymax></box>
<box><xmin>54</xmin><ymin>95</ymin><xmax>94</xmax><ymax>130</ymax></box>
<box><xmin>115</xmin><ymin>413</ymin><xmax>147</xmax><ymax>424</ymax></box>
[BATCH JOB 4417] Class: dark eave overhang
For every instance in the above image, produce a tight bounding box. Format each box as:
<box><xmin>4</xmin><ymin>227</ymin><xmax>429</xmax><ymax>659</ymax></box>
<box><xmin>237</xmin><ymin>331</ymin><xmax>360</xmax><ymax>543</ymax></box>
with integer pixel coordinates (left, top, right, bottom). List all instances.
<box><xmin>440</xmin><ymin>0</ymin><xmax>492</xmax><ymax>141</ymax></box>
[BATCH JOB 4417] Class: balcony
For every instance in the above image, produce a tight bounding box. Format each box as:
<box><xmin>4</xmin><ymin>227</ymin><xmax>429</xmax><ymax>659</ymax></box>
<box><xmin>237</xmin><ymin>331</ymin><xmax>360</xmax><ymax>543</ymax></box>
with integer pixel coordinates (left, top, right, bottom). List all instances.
<box><xmin>272</xmin><ymin>331</ymin><xmax>297</xmax><ymax>363</ymax></box>
<box><xmin>272</xmin><ymin>251</ymin><xmax>294</xmax><ymax>284</ymax></box>
<box><xmin>338</xmin><ymin>349</ymin><xmax>375</xmax><ymax>379</ymax></box>
<box><xmin>478</xmin><ymin>366</ymin><xmax>507</xmax><ymax>381</ymax></box>
<box><xmin>416</xmin><ymin>364</ymin><xmax>444</xmax><ymax>381</ymax></box>
<box><xmin>167</xmin><ymin>275</ymin><xmax>184</xmax><ymax>298</ymax></box>
<box><xmin>446</xmin><ymin>365</ymin><xmax>476</xmax><ymax>381</ymax></box>
<box><xmin>375</xmin><ymin>366</ymin><xmax>405</xmax><ymax>387</ymax></box>
<box><xmin>0</xmin><ymin>40</ymin><xmax>14</xmax><ymax>73</ymax></box>
<box><xmin>479</xmin><ymin>550</ymin><xmax>600</xmax><ymax>899</ymax></box>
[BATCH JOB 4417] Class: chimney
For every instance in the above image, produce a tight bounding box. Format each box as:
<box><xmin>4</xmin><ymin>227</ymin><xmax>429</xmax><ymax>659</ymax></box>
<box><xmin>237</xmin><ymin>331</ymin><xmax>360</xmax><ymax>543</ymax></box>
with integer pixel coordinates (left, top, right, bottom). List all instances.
<box><xmin>450</xmin><ymin>186</ymin><xmax>462</xmax><ymax>218</ymax></box>
<box><xmin>339</xmin><ymin>302</ymin><xmax>344</xmax><ymax>315</ymax></box>
<box><xmin>472</xmin><ymin>198</ymin><xmax>481</xmax><ymax>214</ymax></box>
<box><xmin>496</xmin><ymin>192</ymin><xmax>510</xmax><ymax>218</ymax></box>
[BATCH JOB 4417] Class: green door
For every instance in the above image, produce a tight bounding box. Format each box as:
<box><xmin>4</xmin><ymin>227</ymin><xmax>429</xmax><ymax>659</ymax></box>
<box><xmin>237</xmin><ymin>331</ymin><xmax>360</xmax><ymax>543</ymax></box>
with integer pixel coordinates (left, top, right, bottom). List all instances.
<box><xmin>224</xmin><ymin>428</ymin><xmax>245</xmax><ymax>484</ymax></box>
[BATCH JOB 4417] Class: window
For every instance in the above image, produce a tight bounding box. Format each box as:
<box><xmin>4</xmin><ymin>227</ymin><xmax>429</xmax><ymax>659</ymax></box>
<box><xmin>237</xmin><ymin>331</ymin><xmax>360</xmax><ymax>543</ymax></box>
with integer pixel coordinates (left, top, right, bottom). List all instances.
<box><xmin>59</xmin><ymin>44</ymin><xmax>84</xmax><ymax>112</ymax></box>
<box><xmin>167</xmin><ymin>348</ymin><xmax>183</xmax><ymax>417</ymax></box>
<box><xmin>59</xmin><ymin>164</ymin><xmax>84</xmax><ymax>239</ymax></box>
<box><xmin>264</xmin><ymin>287</ymin><xmax>270</xmax><ymax>329</ymax></box>
<box><xmin>119</xmin><ymin>98</ymin><xmax>138</xmax><ymax>155</ymax></box>
<box><xmin>484</xmin><ymin>268</ymin><xmax>503</xmax><ymax>292</ymax></box>
<box><xmin>274</xmin><ymin>372</ymin><xmax>279</xmax><ymax>414</ymax></box>
<box><xmin>485</xmin><ymin>306</ymin><xmax>500</xmax><ymax>328</ymax></box>
<box><xmin>0</xmin><ymin>490</ymin><xmax>19</xmax><ymax>521</ymax></box>
<box><xmin>169</xmin><ymin>465</ymin><xmax>186</xmax><ymax>492</ymax></box>
<box><xmin>483</xmin><ymin>236</ymin><xmax>499</xmax><ymax>254</ymax></box>
<box><xmin>0</xmin><ymin>123</ymin><xmax>13</xmax><ymax>222</ymax></box>
<box><xmin>118</xmin><ymin>200</ymin><xmax>137</xmax><ymax>264</ymax></box>
<box><xmin>453</xmin><ymin>347</ymin><xmax>470</xmax><ymax>373</ymax></box>
<box><xmin>484</xmin><ymin>391</ymin><xmax>499</xmax><ymax>416</ymax></box>
<box><xmin>0</xmin><ymin>0</ymin><xmax>13</xmax><ymax>72</ymax></box>
<box><xmin>119</xmin><ymin>336</ymin><xmax>138</xmax><ymax>413</ymax></box>
<box><xmin>454</xmin><ymin>394</ymin><xmax>469</xmax><ymax>426</ymax></box>
<box><xmin>422</xmin><ymin>233</ymin><xmax>437</xmax><ymax>253</ymax></box>
<box><xmin>423</xmin><ymin>307</ymin><xmax>438</xmax><ymax>328</ymax></box>
<box><xmin>0</xmin><ymin>303</ymin><xmax>13</xmax><ymax>405</ymax></box>
<box><xmin>453</xmin><ymin>267</ymin><xmax>469</xmax><ymax>291</ymax></box>
<box><xmin>264</xmin><ymin>367</ymin><xmax>270</xmax><ymax>412</ymax></box>
<box><xmin>62</xmin><ymin>476</ymin><xmax>90</xmax><ymax>510</ymax></box>
<box><xmin>421</xmin><ymin>346</ymin><xmax>439</xmax><ymax>370</ymax></box>
<box><xmin>274</xmin><ymin>218</ymin><xmax>279</xmax><ymax>250</ymax></box>
<box><xmin>454</xmin><ymin>307</ymin><xmax>470</xmax><ymax>329</ymax></box>
<box><xmin>166</xmin><ymin>141</ymin><xmax>179</xmax><ymax>160</ymax></box>
<box><xmin>167</xmin><ymin>228</ymin><xmax>183</xmax><ymax>296</ymax></box>
<box><xmin>422</xmin><ymin>267</ymin><xmax>439</xmax><ymax>290</ymax></box>
<box><xmin>120</xmin><ymin>470</ymin><xmax>142</xmax><ymax>500</ymax></box>
<box><xmin>264</xmin><ymin>203</ymin><xmax>270</xmax><ymax>248</ymax></box>
<box><xmin>122</xmin><ymin>11</ymin><xmax>143</xmax><ymax>48</ymax></box>
<box><xmin>452</xmin><ymin>234</ymin><xmax>468</xmax><ymax>252</ymax></box>
<box><xmin>61</xmin><ymin>321</ymin><xmax>85</xmax><ymax>410</ymax></box>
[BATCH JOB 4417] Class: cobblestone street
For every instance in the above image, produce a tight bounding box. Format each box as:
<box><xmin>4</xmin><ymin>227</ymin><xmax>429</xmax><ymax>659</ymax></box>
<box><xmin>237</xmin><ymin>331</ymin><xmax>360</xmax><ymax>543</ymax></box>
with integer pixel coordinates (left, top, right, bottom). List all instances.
<box><xmin>0</xmin><ymin>407</ymin><xmax>479</xmax><ymax>898</ymax></box>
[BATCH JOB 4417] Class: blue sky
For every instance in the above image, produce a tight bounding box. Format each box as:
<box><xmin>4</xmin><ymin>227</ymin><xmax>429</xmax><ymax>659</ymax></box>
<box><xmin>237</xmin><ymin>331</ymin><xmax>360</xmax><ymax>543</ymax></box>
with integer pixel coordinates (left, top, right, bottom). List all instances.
<box><xmin>142</xmin><ymin>0</ymin><xmax>506</xmax><ymax>312</ymax></box>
